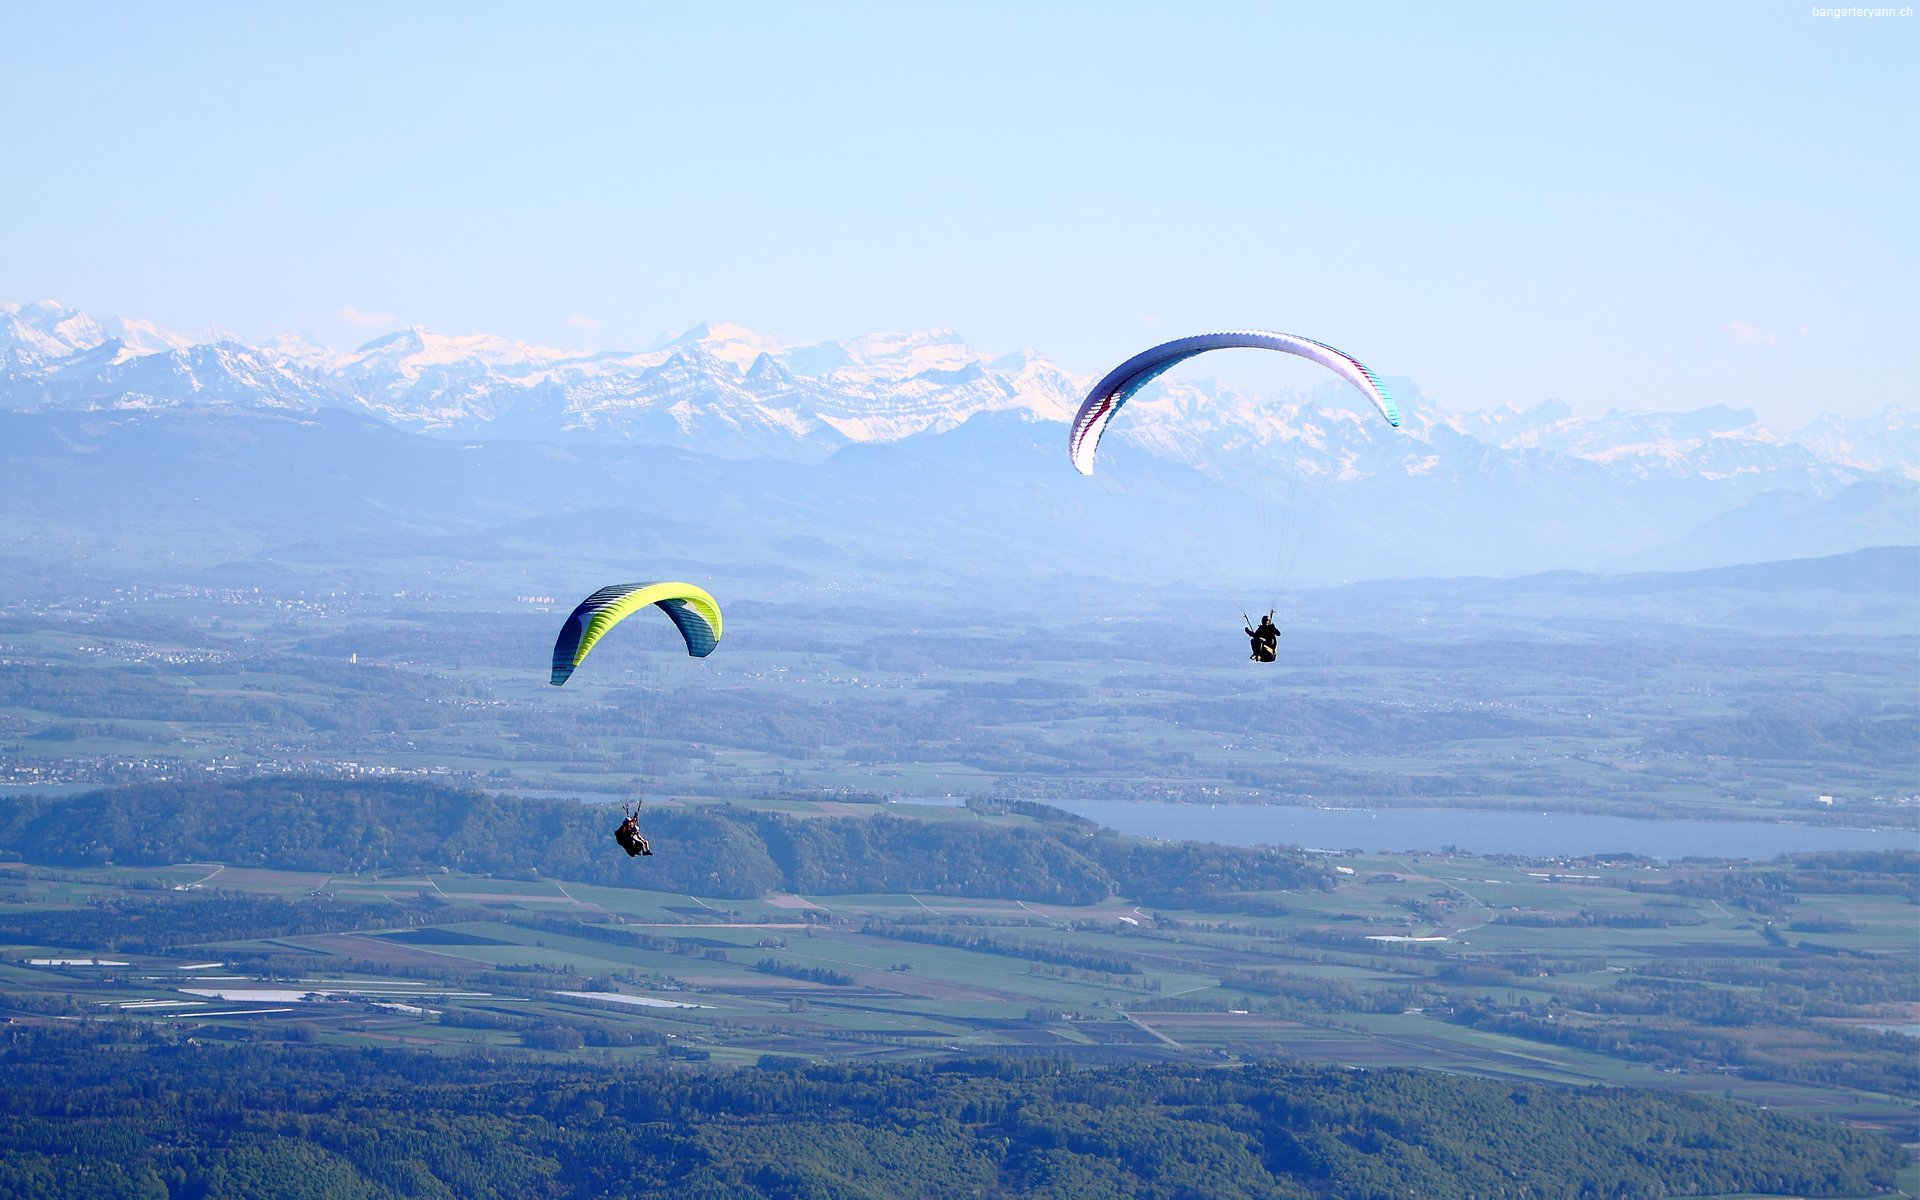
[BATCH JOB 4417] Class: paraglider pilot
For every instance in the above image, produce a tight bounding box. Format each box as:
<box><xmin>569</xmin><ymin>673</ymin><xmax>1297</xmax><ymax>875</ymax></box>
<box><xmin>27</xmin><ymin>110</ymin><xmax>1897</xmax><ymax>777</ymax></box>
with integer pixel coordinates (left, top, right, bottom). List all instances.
<box><xmin>614</xmin><ymin>801</ymin><xmax>652</xmax><ymax>857</ymax></box>
<box><xmin>1245</xmin><ymin>612</ymin><xmax>1280</xmax><ymax>663</ymax></box>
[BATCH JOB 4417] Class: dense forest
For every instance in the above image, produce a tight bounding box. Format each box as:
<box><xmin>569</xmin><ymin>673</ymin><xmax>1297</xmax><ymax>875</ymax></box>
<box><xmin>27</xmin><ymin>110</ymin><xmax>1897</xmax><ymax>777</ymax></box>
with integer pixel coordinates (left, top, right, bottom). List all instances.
<box><xmin>0</xmin><ymin>779</ymin><xmax>1328</xmax><ymax>906</ymax></box>
<box><xmin>0</xmin><ymin>1023</ymin><xmax>1898</xmax><ymax>1200</ymax></box>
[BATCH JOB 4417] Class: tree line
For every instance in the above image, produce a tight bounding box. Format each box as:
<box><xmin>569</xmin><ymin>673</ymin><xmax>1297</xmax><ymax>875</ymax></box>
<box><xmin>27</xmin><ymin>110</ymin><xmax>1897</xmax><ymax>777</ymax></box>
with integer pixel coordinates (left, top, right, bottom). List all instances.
<box><xmin>0</xmin><ymin>1022</ymin><xmax>1898</xmax><ymax>1200</ymax></box>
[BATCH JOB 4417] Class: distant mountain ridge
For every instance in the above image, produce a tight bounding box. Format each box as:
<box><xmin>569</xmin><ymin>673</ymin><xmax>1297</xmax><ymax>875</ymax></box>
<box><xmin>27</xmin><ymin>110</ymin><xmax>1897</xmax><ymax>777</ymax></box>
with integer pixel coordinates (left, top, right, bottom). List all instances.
<box><xmin>3</xmin><ymin>300</ymin><xmax>1915</xmax><ymax>582</ymax></box>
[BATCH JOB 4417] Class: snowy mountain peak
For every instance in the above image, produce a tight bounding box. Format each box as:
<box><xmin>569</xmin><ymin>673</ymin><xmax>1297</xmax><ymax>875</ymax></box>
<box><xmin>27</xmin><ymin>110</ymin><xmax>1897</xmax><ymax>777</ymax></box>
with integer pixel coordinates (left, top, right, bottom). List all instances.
<box><xmin>344</xmin><ymin>326</ymin><xmax>592</xmax><ymax>384</ymax></box>
<box><xmin>264</xmin><ymin>332</ymin><xmax>355</xmax><ymax>373</ymax></box>
<box><xmin>840</xmin><ymin>329</ymin><xmax>974</xmax><ymax>375</ymax></box>
<box><xmin>1793</xmin><ymin>405</ymin><xmax>1920</xmax><ymax>481</ymax></box>
<box><xmin>665</xmin><ymin>321</ymin><xmax>790</xmax><ymax>369</ymax></box>
<box><xmin>744</xmin><ymin>351</ymin><xmax>795</xmax><ymax>386</ymax></box>
<box><xmin>1</xmin><ymin>302</ymin><xmax>97</xmax><ymax>366</ymax></box>
<box><xmin>106</xmin><ymin>318</ymin><xmax>197</xmax><ymax>364</ymax></box>
<box><xmin>2</xmin><ymin>301</ymin><xmax>210</xmax><ymax>372</ymax></box>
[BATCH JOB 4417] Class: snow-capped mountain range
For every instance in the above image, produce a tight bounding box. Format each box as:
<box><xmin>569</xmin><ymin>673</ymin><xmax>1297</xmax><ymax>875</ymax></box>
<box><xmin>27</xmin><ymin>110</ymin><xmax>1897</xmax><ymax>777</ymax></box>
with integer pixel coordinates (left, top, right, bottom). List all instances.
<box><xmin>1</xmin><ymin>301</ymin><xmax>1090</xmax><ymax>461</ymax></box>
<box><xmin>6</xmin><ymin>299</ymin><xmax>1913</xmax><ymax>482</ymax></box>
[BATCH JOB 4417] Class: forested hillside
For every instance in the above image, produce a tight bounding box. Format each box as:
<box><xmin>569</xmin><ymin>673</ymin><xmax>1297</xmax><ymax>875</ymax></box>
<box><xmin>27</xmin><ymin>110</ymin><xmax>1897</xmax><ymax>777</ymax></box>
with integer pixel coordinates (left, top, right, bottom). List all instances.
<box><xmin>0</xmin><ymin>779</ymin><xmax>1328</xmax><ymax>906</ymax></box>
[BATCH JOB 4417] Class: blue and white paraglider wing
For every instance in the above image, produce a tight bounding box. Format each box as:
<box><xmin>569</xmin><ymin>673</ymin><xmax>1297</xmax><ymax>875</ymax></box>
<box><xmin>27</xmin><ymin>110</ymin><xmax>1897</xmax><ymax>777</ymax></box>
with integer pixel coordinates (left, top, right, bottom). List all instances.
<box><xmin>1068</xmin><ymin>331</ymin><xmax>1401</xmax><ymax>476</ymax></box>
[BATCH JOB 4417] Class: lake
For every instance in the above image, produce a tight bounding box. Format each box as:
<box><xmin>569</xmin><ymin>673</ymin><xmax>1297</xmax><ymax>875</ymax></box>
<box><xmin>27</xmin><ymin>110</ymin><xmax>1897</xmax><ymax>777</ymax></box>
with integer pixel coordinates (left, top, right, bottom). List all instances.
<box><xmin>1051</xmin><ymin>800</ymin><xmax>1918</xmax><ymax>861</ymax></box>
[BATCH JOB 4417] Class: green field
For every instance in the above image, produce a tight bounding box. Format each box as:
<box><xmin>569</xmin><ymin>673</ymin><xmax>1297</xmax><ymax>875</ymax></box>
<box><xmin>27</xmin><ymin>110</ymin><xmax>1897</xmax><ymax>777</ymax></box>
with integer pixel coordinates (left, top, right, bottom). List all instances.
<box><xmin>4</xmin><ymin>827</ymin><xmax>1913</xmax><ymax>1144</ymax></box>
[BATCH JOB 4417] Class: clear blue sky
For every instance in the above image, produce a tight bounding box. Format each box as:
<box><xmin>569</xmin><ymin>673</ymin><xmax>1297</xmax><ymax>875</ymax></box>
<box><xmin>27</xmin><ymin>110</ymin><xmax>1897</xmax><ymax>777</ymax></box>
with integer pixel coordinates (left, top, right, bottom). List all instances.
<box><xmin>5</xmin><ymin>1</ymin><xmax>1914</xmax><ymax>427</ymax></box>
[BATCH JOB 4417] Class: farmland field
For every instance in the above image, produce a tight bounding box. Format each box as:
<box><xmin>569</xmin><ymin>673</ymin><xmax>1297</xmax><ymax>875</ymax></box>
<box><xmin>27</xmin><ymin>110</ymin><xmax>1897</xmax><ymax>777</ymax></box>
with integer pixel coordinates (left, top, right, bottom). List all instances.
<box><xmin>3</xmin><ymin>804</ymin><xmax>1912</xmax><ymax>1138</ymax></box>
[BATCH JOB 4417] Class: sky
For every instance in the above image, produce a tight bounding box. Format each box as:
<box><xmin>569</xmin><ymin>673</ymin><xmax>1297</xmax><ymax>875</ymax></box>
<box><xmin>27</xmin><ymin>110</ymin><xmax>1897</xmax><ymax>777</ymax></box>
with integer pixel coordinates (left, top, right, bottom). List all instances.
<box><xmin>3</xmin><ymin>0</ymin><xmax>1914</xmax><ymax>428</ymax></box>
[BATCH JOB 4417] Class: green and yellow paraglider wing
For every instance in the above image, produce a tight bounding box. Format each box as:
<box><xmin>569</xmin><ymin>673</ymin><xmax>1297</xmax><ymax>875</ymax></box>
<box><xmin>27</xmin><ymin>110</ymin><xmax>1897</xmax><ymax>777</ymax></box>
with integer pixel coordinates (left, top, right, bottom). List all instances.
<box><xmin>549</xmin><ymin>581</ymin><xmax>722</xmax><ymax>685</ymax></box>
